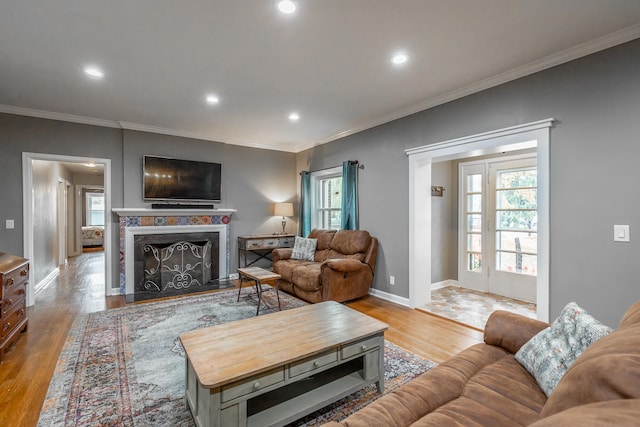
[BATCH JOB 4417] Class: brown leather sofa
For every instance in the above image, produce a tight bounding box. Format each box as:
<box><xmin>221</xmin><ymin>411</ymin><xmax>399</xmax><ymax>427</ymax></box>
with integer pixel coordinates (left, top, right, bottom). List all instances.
<box><xmin>272</xmin><ymin>229</ymin><xmax>377</xmax><ymax>304</ymax></box>
<box><xmin>322</xmin><ymin>300</ymin><xmax>640</xmax><ymax>426</ymax></box>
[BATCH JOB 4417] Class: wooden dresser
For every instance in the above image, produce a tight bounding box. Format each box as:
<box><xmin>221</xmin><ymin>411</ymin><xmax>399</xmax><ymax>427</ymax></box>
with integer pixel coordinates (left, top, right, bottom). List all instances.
<box><xmin>0</xmin><ymin>252</ymin><xmax>29</xmax><ymax>360</ymax></box>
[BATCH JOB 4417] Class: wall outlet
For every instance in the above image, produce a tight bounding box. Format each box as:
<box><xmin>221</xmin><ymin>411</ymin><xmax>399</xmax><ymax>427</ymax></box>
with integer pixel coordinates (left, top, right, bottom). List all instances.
<box><xmin>389</xmin><ymin>275</ymin><xmax>395</xmax><ymax>285</ymax></box>
<box><xmin>6</xmin><ymin>219</ymin><xmax>14</xmax><ymax>229</ymax></box>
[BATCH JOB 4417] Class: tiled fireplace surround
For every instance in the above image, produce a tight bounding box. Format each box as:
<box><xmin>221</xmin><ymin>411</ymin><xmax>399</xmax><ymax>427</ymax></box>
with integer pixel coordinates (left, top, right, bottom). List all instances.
<box><xmin>114</xmin><ymin>209</ymin><xmax>234</xmax><ymax>296</ymax></box>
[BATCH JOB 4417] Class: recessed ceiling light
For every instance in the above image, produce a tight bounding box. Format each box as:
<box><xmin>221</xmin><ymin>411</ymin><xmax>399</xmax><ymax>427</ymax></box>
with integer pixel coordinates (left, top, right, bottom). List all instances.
<box><xmin>84</xmin><ymin>66</ymin><xmax>104</xmax><ymax>79</ymax></box>
<box><xmin>278</xmin><ymin>0</ymin><xmax>296</xmax><ymax>14</ymax></box>
<box><xmin>391</xmin><ymin>53</ymin><xmax>409</xmax><ymax>65</ymax></box>
<box><xmin>205</xmin><ymin>94</ymin><xmax>220</xmax><ymax>105</ymax></box>
<box><xmin>288</xmin><ymin>112</ymin><xmax>300</xmax><ymax>122</ymax></box>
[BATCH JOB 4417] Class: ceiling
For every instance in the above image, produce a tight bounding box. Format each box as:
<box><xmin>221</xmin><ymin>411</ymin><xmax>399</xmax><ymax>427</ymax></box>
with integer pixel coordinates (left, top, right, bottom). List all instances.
<box><xmin>1</xmin><ymin>1</ymin><xmax>639</xmax><ymax>153</ymax></box>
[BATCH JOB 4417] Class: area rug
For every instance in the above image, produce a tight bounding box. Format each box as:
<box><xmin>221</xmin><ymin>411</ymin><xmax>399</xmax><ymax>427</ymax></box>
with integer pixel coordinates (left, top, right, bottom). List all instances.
<box><xmin>38</xmin><ymin>288</ymin><xmax>435</xmax><ymax>426</ymax></box>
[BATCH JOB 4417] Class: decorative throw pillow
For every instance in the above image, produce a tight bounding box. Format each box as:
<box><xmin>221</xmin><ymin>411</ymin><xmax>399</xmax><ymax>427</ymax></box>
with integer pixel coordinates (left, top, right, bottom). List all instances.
<box><xmin>290</xmin><ymin>236</ymin><xmax>317</xmax><ymax>261</ymax></box>
<box><xmin>515</xmin><ymin>302</ymin><xmax>613</xmax><ymax>396</ymax></box>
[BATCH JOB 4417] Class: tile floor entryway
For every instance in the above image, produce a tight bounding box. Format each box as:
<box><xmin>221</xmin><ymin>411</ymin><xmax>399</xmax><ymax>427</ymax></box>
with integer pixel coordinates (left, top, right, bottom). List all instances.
<box><xmin>419</xmin><ymin>286</ymin><xmax>536</xmax><ymax>330</ymax></box>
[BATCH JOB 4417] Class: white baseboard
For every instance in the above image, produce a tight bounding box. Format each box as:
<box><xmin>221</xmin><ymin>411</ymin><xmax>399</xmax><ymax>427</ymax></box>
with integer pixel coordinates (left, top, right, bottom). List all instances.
<box><xmin>34</xmin><ymin>267</ymin><xmax>60</xmax><ymax>295</ymax></box>
<box><xmin>229</xmin><ymin>273</ymin><xmax>239</xmax><ymax>280</ymax></box>
<box><xmin>368</xmin><ymin>288</ymin><xmax>411</xmax><ymax>308</ymax></box>
<box><xmin>431</xmin><ymin>279</ymin><xmax>459</xmax><ymax>291</ymax></box>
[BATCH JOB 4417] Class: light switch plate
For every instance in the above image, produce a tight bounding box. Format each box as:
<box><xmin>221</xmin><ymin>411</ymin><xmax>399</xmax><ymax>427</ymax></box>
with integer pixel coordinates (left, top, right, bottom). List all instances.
<box><xmin>5</xmin><ymin>219</ymin><xmax>14</xmax><ymax>229</ymax></box>
<box><xmin>614</xmin><ymin>225</ymin><xmax>630</xmax><ymax>242</ymax></box>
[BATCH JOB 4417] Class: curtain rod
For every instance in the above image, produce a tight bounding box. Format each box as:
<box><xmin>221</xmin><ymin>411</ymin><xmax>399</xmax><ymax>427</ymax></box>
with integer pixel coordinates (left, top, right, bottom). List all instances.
<box><xmin>300</xmin><ymin>160</ymin><xmax>364</xmax><ymax>175</ymax></box>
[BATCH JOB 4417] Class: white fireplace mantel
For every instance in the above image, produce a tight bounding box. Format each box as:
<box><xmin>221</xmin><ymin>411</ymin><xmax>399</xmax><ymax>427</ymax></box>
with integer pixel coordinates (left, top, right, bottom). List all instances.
<box><xmin>112</xmin><ymin>207</ymin><xmax>236</xmax><ymax>217</ymax></box>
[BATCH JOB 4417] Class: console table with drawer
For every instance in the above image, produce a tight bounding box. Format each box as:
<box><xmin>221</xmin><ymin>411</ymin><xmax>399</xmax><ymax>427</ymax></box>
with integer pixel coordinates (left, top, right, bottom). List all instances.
<box><xmin>0</xmin><ymin>252</ymin><xmax>29</xmax><ymax>360</ymax></box>
<box><xmin>237</xmin><ymin>234</ymin><xmax>295</xmax><ymax>269</ymax></box>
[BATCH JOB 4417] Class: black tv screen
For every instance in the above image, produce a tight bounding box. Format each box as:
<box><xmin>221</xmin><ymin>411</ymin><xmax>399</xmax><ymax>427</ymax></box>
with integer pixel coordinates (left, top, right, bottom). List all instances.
<box><xmin>143</xmin><ymin>156</ymin><xmax>221</xmax><ymax>202</ymax></box>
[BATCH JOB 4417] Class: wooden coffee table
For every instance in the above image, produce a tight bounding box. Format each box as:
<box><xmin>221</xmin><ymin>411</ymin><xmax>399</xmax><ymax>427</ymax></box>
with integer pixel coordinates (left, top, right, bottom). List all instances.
<box><xmin>179</xmin><ymin>301</ymin><xmax>389</xmax><ymax>427</ymax></box>
<box><xmin>236</xmin><ymin>267</ymin><xmax>281</xmax><ymax>315</ymax></box>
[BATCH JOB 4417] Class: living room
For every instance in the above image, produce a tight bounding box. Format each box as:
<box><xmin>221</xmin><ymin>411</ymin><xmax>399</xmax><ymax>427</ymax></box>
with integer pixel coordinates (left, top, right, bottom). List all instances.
<box><xmin>1</xmin><ymin>2</ymin><xmax>640</xmax><ymax>426</ymax></box>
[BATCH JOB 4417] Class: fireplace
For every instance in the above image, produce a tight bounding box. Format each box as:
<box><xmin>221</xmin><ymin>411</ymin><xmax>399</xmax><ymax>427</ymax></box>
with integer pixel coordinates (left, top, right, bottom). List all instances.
<box><xmin>134</xmin><ymin>232</ymin><xmax>219</xmax><ymax>294</ymax></box>
<box><xmin>113</xmin><ymin>208</ymin><xmax>235</xmax><ymax>300</ymax></box>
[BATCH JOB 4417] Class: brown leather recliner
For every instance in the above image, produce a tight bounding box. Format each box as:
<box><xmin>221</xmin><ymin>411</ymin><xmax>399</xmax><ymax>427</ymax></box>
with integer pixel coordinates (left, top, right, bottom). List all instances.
<box><xmin>272</xmin><ymin>229</ymin><xmax>378</xmax><ymax>304</ymax></box>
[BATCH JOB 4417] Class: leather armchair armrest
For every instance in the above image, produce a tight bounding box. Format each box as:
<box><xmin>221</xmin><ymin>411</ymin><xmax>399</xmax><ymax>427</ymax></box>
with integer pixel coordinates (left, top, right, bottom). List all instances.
<box><xmin>484</xmin><ymin>310</ymin><xmax>549</xmax><ymax>354</ymax></box>
<box><xmin>272</xmin><ymin>248</ymin><xmax>293</xmax><ymax>264</ymax></box>
<box><xmin>323</xmin><ymin>258</ymin><xmax>364</xmax><ymax>273</ymax></box>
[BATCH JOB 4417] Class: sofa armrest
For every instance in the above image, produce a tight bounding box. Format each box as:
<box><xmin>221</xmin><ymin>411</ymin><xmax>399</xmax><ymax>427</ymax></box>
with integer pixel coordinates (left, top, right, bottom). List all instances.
<box><xmin>272</xmin><ymin>248</ymin><xmax>293</xmax><ymax>264</ymax></box>
<box><xmin>323</xmin><ymin>258</ymin><xmax>364</xmax><ymax>272</ymax></box>
<box><xmin>483</xmin><ymin>310</ymin><xmax>549</xmax><ymax>354</ymax></box>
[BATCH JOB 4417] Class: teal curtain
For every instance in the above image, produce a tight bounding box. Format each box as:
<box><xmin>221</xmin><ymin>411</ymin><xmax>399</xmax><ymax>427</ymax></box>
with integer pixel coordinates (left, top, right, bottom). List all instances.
<box><xmin>299</xmin><ymin>171</ymin><xmax>312</xmax><ymax>236</ymax></box>
<box><xmin>341</xmin><ymin>160</ymin><xmax>359</xmax><ymax>230</ymax></box>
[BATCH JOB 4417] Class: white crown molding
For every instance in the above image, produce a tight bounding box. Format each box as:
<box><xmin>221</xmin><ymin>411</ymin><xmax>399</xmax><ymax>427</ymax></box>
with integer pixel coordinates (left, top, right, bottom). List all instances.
<box><xmin>0</xmin><ymin>104</ymin><xmax>121</xmax><ymax>128</ymax></box>
<box><xmin>313</xmin><ymin>23</ymin><xmax>640</xmax><ymax>149</ymax></box>
<box><xmin>1</xmin><ymin>24</ymin><xmax>638</xmax><ymax>154</ymax></box>
<box><xmin>118</xmin><ymin>122</ymin><xmax>295</xmax><ymax>153</ymax></box>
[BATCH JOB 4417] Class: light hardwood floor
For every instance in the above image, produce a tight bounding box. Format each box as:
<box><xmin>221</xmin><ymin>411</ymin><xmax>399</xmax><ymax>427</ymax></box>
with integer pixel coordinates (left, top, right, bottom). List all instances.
<box><xmin>0</xmin><ymin>252</ymin><xmax>483</xmax><ymax>427</ymax></box>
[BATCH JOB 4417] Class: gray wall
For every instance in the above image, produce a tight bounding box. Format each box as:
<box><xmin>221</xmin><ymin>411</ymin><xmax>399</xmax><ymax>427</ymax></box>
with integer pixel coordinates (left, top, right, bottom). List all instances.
<box><xmin>0</xmin><ymin>116</ymin><xmax>295</xmax><ymax>293</ymax></box>
<box><xmin>122</xmin><ymin>130</ymin><xmax>297</xmax><ymax>270</ymax></box>
<box><xmin>31</xmin><ymin>160</ymin><xmax>59</xmax><ymax>283</ymax></box>
<box><xmin>297</xmin><ymin>39</ymin><xmax>640</xmax><ymax>326</ymax></box>
<box><xmin>431</xmin><ymin>161</ymin><xmax>453</xmax><ymax>283</ymax></box>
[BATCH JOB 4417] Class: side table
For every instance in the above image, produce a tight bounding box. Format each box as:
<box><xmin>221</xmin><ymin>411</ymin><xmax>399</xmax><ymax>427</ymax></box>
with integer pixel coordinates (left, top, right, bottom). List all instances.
<box><xmin>236</xmin><ymin>267</ymin><xmax>281</xmax><ymax>315</ymax></box>
<box><xmin>237</xmin><ymin>235</ymin><xmax>294</xmax><ymax>268</ymax></box>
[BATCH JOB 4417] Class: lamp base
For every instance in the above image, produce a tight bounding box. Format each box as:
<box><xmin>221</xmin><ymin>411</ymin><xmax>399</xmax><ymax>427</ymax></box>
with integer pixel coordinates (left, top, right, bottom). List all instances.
<box><xmin>281</xmin><ymin>218</ymin><xmax>287</xmax><ymax>234</ymax></box>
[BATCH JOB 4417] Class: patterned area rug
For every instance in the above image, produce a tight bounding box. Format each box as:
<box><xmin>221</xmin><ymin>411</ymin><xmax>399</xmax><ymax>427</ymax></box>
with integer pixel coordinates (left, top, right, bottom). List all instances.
<box><xmin>38</xmin><ymin>288</ymin><xmax>435</xmax><ymax>426</ymax></box>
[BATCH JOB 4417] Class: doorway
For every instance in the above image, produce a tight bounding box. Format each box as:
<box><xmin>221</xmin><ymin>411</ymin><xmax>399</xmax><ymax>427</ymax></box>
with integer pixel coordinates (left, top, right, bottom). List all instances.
<box><xmin>406</xmin><ymin>119</ymin><xmax>553</xmax><ymax>322</ymax></box>
<box><xmin>22</xmin><ymin>152</ymin><xmax>112</xmax><ymax>307</ymax></box>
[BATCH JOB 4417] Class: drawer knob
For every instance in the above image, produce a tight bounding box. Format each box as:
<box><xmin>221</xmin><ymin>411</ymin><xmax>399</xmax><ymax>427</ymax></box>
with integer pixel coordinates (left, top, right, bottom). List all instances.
<box><xmin>313</xmin><ymin>361</ymin><xmax>320</xmax><ymax>368</ymax></box>
<box><xmin>361</xmin><ymin>345</ymin><xmax>368</xmax><ymax>352</ymax></box>
<box><xmin>7</xmin><ymin>278</ymin><xmax>14</xmax><ymax>286</ymax></box>
<box><xmin>253</xmin><ymin>382</ymin><xmax>261</xmax><ymax>390</ymax></box>
<box><xmin>17</xmin><ymin>288</ymin><xmax>25</xmax><ymax>295</ymax></box>
<box><xmin>6</xmin><ymin>299</ymin><xmax>12</xmax><ymax>307</ymax></box>
<box><xmin>19</xmin><ymin>309</ymin><xmax>25</xmax><ymax>316</ymax></box>
<box><xmin>20</xmin><ymin>269</ymin><xmax>28</xmax><ymax>277</ymax></box>
<box><xmin>2</xmin><ymin>323</ymin><xmax>9</xmax><ymax>331</ymax></box>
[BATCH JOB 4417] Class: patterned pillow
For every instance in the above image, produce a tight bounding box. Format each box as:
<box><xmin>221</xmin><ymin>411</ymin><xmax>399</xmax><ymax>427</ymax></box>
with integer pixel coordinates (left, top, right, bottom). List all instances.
<box><xmin>515</xmin><ymin>302</ymin><xmax>612</xmax><ymax>396</ymax></box>
<box><xmin>290</xmin><ymin>236</ymin><xmax>317</xmax><ymax>261</ymax></box>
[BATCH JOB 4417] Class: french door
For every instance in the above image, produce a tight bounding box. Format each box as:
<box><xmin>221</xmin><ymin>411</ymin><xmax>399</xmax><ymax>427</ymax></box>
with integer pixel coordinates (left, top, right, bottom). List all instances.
<box><xmin>458</xmin><ymin>156</ymin><xmax>537</xmax><ymax>302</ymax></box>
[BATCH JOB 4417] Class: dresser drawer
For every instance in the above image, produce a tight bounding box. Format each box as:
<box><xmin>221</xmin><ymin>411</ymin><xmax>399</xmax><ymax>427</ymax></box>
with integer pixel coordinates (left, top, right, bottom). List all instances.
<box><xmin>1</xmin><ymin>300</ymin><xmax>26</xmax><ymax>340</ymax></box>
<box><xmin>221</xmin><ymin>367</ymin><xmax>284</xmax><ymax>402</ymax></box>
<box><xmin>341</xmin><ymin>336</ymin><xmax>381</xmax><ymax>360</ymax></box>
<box><xmin>2</xmin><ymin>286</ymin><xmax>25</xmax><ymax>316</ymax></box>
<box><xmin>289</xmin><ymin>349</ymin><xmax>338</xmax><ymax>378</ymax></box>
<box><xmin>2</xmin><ymin>263</ymin><xmax>29</xmax><ymax>290</ymax></box>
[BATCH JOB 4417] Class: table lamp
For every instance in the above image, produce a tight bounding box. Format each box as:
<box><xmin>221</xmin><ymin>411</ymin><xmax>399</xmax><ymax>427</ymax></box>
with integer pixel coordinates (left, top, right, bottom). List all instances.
<box><xmin>274</xmin><ymin>202</ymin><xmax>294</xmax><ymax>234</ymax></box>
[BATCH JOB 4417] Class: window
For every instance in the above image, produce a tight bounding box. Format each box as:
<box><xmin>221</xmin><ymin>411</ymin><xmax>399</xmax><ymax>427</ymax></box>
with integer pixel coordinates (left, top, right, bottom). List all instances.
<box><xmin>311</xmin><ymin>167</ymin><xmax>342</xmax><ymax>230</ymax></box>
<box><xmin>86</xmin><ymin>192</ymin><xmax>105</xmax><ymax>226</ymax></box>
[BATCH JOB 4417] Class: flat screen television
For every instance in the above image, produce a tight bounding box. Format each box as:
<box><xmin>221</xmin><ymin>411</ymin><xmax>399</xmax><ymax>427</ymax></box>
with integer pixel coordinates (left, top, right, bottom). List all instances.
<box><xmin>143</xmin><ymin>155</ymin><xmax>221</xmax><ymax>202</ymax></box>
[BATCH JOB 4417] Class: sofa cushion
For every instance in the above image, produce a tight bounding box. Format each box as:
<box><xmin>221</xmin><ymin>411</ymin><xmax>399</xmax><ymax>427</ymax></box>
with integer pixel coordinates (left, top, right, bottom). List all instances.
<box><xmin>330</xmin><ymin>230</ymin><xmax>371</xmax><ymax>255</ymax></box>
<box><xmin>291</xmin><ymin>263</ymin><xmax>322</xmax><ymax>292</ymax></box>
<box><xmin>309</xmin><ymin>229</ymin><xmax>337</xmax><ymax>262</ymax></box>
<box><xmin>291</xmin><ymin>236</ymin><xmax>317</xmax><ymax>261</ymax></box>
<box><xmin>540</xmin><ymin>301</ymin><xmax>640</xmax><ymax>417</ymax></box>
<box><xmin>274</xmin><ymin>259</ymin><xmax>314</xmax><ymax>283</ymax></box>
<box><xmin>515</xmin><ymin>302</ymin><xmax>612</xmax><ymax>397</ymax></box>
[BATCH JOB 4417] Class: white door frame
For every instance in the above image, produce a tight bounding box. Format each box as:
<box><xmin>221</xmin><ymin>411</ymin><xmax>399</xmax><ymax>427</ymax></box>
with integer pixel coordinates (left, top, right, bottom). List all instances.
<box><xmin>22</xmin><ymin>152</ymin><xmax>113</xmax><ymax>306</ymax></box>
<box><xmin>406</xmin><ymin>119</ymin><xmax>554</xmax><ymax>321</ymax></box>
